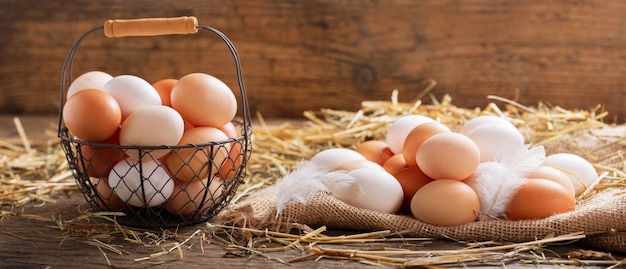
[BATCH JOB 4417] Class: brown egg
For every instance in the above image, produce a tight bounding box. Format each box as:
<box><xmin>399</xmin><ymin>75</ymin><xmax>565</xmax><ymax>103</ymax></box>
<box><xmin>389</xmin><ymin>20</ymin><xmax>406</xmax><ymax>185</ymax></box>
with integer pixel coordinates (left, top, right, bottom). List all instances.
<box><xmin>218</xmin><ymin>122</ymin><xmax>238</xmax><ymax>138</ymax></box>
<box><xmin>402</xmin><ymin>122</ymin><xmax>451</xmax><ymax>166</ymax></box>
<box><xmin>63</xmin><ymin>89</ymin><xmax>121</xmax><ymax>142</ymax></box>
<box><xmin>79</xmin><ymin>131</ymin><xmax>124</xmax><ymax>178</ymax></box>
<box><xmin>91</xmin><ymin>177</ymin><xmax>126</xmax><ymax>211</ymax></box>
<box><xmin>184</xmin><ymin>120</ymin><xmax>195</xmax><ymax>131</ymax></box>
<box><xmin>170</xmin><ymin>73</ymin><xmax>237</xmax><ymax>127</ymax></box>
<box><xmin>410</xmin><ymin>179</ymin><xmax>480</xmax><ymax>226</ymax></box>
<box><xmin>164</xmin><ymin>177</ymin><xmax>224</xmax><ymax>216</ymax></box>
<box><xmin>505</xmin><ymin>178</ymin><xmax>576</xmax><ymax>221</ymax></box>
<box><xmin>355</xmin><ymin>140</ymin><xmax>395</xmax><ymax>166</ymax></box>
<box><xmin>217</xmin><ymin>122</ymin><xmax>243</xmax><ymax>180</ymax></box>
<box><xmin>152</xmin><ymin>78</ymin><xmax>177</xmax><ymax>107</ymax></box>
<box><xmin>416</xmin><ymin>132</ymin><xmax>480</xmax><ymax>180</ymax></box>
<box><xmin>165</xmin><ymin>127</ymin><xmax>230</xmax><ymax>182</ymax></box>
<box><xmin>382</xmin><ymin>153</ymin><xmax>409</xmax><ymax>175</ymax></box>
<box><xmin>390</xmin><ymin>165</ymin><xmax>433</xmax><ymax>214</ymax></box>
<box><xmin>526</xmin><ymin>166</ymin><xmax>576</xmax><ymax>197</ymax></box>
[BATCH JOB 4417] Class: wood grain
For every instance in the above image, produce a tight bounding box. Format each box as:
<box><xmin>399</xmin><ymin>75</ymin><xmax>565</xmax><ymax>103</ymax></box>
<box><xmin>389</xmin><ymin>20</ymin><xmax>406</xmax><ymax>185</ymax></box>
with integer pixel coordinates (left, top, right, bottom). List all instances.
<box><xmin>1</xmin><ymin>116</ymin><xmax>623</xmax><ymax>268</ymax></box>
<box><xmin>2</xmin><ymin>0</ymin><xmax>626</xmax><ymax>120</ymax></box>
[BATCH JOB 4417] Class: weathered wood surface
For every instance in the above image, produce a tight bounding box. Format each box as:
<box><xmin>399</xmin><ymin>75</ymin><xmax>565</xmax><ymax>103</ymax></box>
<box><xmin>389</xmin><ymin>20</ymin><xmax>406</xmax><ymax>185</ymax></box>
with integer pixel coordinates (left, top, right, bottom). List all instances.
<box><xmin>2</xmin><ymin>0</ymin><xmax>626</xmax><ymax>120</ymax></box>
<box><xmin>1</xmin><ymin>115</ymin><xmax>624</xmax><ymax>268</ymax></box>
<box><xmin>3</xmin><ymin>194</ymin><xmax>616</xmax><ymax>269</ymax></box>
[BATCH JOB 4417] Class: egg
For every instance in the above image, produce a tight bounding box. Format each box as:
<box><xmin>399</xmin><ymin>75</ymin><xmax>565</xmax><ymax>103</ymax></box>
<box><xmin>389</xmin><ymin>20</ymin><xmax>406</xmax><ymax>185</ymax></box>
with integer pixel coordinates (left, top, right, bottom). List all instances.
<box><xmin>67</xmin><ymin>71</ymin><xmax>113</xmax><ymax>99</ymax></box>
<box><xmin>108</xmin><ymin>158</ymin><xmax>174</xmax><ymax>207</ymax></box>
<box><xmin>382</xmin><ymin>153</ymin><xmax>409</xmax><ymax>175</ymax></box>
<box><xmin>335</xmin><ymin>159</ymin><xmax>382</xmax><ymax>171</ymax></box>
<box><xmin>170</xmin><ymin>73</ymin><xmax>237</xmax><ymax>128</ymax></box>
<box><xmin>164</xmin><ymin>177</ymin><xmax>224</xmax><ymax>216</ymax></box>
<box><xmin>505</xmin><ymin>178</ymin><xmax>576</xmax><ymax>220</ymax></box>
<box><xmin>79</xmin><ymin>131</ymin><xmax>124</xmax><ymax>178</ymax></box>
<box><xmin>103</xmin><ymin>75</ymin><xmax>162</xmax><ymax>119</ymax></box>
<box><xmin>217</xmin><ymin>122</ymin><xmax>244</xmax><ymax>180</ymax></box>
<box><xmin>219</xmin><ymin>122</ymin><xmax>239</xmax><ymax>138</ymax></box>
<box><xmin>402</xmin><ymin>121</ymin><xmax>451</xmax><ymax>166</ymax></box>
<box><xmin>165</xmin><ymin>127</ymin><xmax>230</xmax><ymax>182</ymax></box>
<box><xmin>355</xmin><ymin>140</ymin><xmax>394</xmax><ymax>166</ymax></box>
<box><xmin>460</xmin><ymin>115</ymin><xmax>515</xmax><ymax>135</ymax></box>
<box><xmin>309</xmin><ymin>148</ymin><xmax>366</xmax><ymax>170</ymax></box>
<box><xmin>416</xmin><ymin>132</ymin><xmax>481</xmax><ymax>180</ymax></box>
<box><xmin>410</xmin><ymin>179</ymin><xmax>480</xmax><ymax>226</ymax></box>
<box><xmin>542</xmin><ymin>153</ymin><xmax>598</xmax><ymax>196</ymax></box>
<box><xmin>63</xmin><ymin>89</ymin><xmax>122</xmax><ymax>142</ymax></box>
<box><xmin>389</xmin><ymin>165</ymin><xmax>433</xmax><ymax>214</ymax></box>
<box><xmin>386</xmin><ymin>115</ymin><xmax>435</xmax><ymax>154</ymax></box>
<box><xmin>331</xmin><ymin>167</ymin><xmax>403</xmax><ymax>213</ymax></box>
<box><xmin>183</xmin><ymin>120</ymin><xmax>195</xmax><ymax>131</ymax></box>
<box><xmin>216</xmin><ymin>146</ymin><xmax>242</xmax><ymax>179</ymax></box>
<box><xmin>465</xmin><ymin>123</ymin><xmax>525</xmax><ymax>162</ymax></box>
<box><xmin>152</xmin><ymin>78</ymin><xmax>177</xmax><ymax>107</ymax></box>
<box><xmin>526</xmin><ymin>165</ymin><xmax>576</xmax><ymax>197</ymax></box>
<box><xmin>91</xmin><ymin>177</ymin><xmax>126</xmax><ymax>211</ymax></box>
<box><xmin>119</xmin><ymin>105</ymin><xmax>185</xmax><ymax>160</ymax></box>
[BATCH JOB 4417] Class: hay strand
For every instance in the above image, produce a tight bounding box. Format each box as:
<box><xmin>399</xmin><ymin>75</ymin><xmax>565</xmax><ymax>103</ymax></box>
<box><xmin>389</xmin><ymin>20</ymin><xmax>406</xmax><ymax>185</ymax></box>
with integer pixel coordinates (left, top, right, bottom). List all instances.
<box><xmin>2</xmin><ymin>88</ymin><xmax>626</xmax><ymax>267</ymax></box>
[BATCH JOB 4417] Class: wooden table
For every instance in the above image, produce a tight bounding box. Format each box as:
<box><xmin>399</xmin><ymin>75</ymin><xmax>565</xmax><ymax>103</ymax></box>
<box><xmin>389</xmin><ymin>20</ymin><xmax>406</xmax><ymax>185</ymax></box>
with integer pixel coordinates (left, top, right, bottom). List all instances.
<box><xmin>1</xmin><ymin>115</ymin><xmax>623</xmax><ymax>268</ymax></box>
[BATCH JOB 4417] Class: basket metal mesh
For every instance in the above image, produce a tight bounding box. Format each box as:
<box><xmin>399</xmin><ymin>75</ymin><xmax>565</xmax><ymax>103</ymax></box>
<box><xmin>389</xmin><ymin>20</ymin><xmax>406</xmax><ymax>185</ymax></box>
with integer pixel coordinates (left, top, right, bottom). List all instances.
<box><xmin>58</xmin><ymin>22</ymin><xmax>252</xmax><ymax>228</ymax></box>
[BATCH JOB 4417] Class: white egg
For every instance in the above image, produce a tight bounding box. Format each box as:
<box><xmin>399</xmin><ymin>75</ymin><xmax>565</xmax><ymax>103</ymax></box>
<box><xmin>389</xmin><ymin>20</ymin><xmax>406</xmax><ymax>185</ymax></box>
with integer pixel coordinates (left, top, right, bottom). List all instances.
<box><xmin>543</xmin><ymin>153</ymin><xmax>598</xmax><ymax>196</ymax></box>
<box><xmin>103</xmin><ymin>75</ymin><xmax>162</xmax><ymax>119</ymax></box>
<box><xmin>465</xmin><ymin>123</ymin><xmax>525</xmax><ymax>162</ymax></box>
<box><xmin>309</xmin><ymin>148</ymin><xmax>366</xmax><ymax>170</ymax></box>
<box><xmin>120</xmin><ymin>105</ymin><xmax>185</xmax><ymax>160</ymax></box>
<box><xmin>460</xmin><ymin>115</ymin><xmax>515</xmax><ymax>135</ymax></box>
<box><xmin>386</xmin><ymin>115</ymin><xmax>435</xmax><ymax>154</ymax></box>
<box><xmin>109</xmin><ymin>158</ymin><xmax>174</xmax><ymax>207</ymax></box>
<box><xmin>67</xmin><ymin>71</ymin><xmax>113</xmax><ymax>99</ymax></box>
<box><xmin>331</xmin><ymin>167</ymin><xmax>403</xmax><ymax>214</ymax></box>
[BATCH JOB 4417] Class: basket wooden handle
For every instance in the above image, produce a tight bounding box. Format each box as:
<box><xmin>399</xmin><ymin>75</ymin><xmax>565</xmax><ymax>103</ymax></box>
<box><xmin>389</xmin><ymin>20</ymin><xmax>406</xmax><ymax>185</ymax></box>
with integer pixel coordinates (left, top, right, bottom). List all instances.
<box><xmin>104</xmin><ymin>16</ymin><xmax>198</xmax><ymax>37</ymax></box>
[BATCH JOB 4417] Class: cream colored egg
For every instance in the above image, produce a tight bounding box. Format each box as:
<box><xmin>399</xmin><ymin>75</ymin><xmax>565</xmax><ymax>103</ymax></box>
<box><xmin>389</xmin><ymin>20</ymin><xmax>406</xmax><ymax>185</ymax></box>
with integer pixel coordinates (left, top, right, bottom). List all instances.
<box><xmin>103</xmin><ymin>75</ymin><xmax>162</xmax><ymax>119</ymax></box>
<box><xmin>460</xmin><ymin>115</ymin><xmax>515</xmax><ymax>135</ymax></box>
<box><xmin>465</xmin><ymin>123</ymin><xmax>525</xmax><ymax>162</ymax></box>
<box><xmin>109</xmin><ymin>158</ymin><xmax>174</xmax><ymax>207</ymax></box>
<box><xmin>120</xmin><ymin>105</ymin><xmax>185</xmax><ymax>160</ymax></box>
<box><xmin>67</xmin><ymin>71</ymin><xmax>113</xmax><ymax>99</ymax></box>
<box><xmin>335</xmin><ymin>159</ymin><xmax>382</xmax><ymax>171</ymax></box>
<box><xmin>309</xmin><ymin>148</ymin><xmax>366</xmax><ymax>170</ymax></box>
<box><xmin>331</xmin><ymin>167</ymin><xmax>403</xmax><ymax>214</ymax></box>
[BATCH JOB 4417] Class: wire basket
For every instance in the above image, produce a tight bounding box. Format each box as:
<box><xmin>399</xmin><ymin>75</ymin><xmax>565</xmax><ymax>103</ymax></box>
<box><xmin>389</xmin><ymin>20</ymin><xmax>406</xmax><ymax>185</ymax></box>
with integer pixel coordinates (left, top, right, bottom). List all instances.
<box><xmin>57</xmin><ymin>17</ymin><xmax>252</xmax><ymax>228</ymax></box>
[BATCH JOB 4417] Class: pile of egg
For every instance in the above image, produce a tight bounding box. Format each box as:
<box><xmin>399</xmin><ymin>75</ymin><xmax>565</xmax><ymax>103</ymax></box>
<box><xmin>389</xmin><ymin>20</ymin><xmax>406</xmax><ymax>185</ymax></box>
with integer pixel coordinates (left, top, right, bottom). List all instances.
<box><xmin>310</xmin><ymin>115</ymin><xmax>598</xmax><ymax>226</ymax></box>
<box><xmin>63</xmin><ymin>71</ymin><xmax>242</xmax><ymax>216</ymax></box>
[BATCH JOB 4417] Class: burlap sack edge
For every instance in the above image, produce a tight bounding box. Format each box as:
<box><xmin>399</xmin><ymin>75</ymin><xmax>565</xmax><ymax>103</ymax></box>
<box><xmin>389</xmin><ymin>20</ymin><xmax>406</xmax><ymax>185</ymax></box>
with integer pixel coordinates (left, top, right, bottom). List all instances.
<box><xmin>218</xmin><ymin>185</ymin><xmax>626</xmax><ymax>252</ymax></box>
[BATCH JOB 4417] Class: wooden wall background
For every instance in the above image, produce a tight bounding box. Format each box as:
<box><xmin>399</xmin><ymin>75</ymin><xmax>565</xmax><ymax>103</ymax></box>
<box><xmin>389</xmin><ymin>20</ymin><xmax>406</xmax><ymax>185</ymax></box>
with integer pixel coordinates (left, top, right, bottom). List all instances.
<box><xmin>2</xmin><ymin>0</ymin><xmax>626</xmax><ymax>121</ymax></box>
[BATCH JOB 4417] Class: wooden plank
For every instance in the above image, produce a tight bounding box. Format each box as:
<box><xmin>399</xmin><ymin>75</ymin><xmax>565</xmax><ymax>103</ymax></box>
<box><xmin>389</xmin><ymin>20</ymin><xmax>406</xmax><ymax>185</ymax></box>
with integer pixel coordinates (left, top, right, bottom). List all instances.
<box><xmin>1</xmin><ymin>116</ymin><xmax>624</xmax><ymax>268</ymax></box>
<box><xmin>3</xmin><ymin>0</ymin><xmax>626</xmax><ymax>120</ymax></box>
<box><xmin>1</xmin><ymin>194</ymin><xmax>622</xmax><ymax>269</ymax></box>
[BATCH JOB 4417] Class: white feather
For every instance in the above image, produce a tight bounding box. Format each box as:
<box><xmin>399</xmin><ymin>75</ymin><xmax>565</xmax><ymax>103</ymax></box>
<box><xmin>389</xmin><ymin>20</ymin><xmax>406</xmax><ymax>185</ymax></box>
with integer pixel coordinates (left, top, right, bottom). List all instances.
<box><xmin>275</xmin><ymin>160</ymin><xmax>359</xmax><ymax>217</ymax></box>
<box><xmin>509</xmin><ymin>144</ymin><xmax>546</xmax><ymax>176</ymax></box>
<box><xmin>473</xmin><ymin>145</ymin><xmax>545</xmax><ymax>220</ymax></box>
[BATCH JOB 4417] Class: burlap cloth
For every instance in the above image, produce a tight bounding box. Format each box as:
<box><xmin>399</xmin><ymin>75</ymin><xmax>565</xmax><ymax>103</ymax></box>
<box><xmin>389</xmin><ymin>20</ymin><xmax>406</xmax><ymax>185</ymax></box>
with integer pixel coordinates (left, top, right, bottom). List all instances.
<box><xmin>218</xmin><ymin>126</ymin><xmax>626</xmax><ymax>252</ymax></box>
